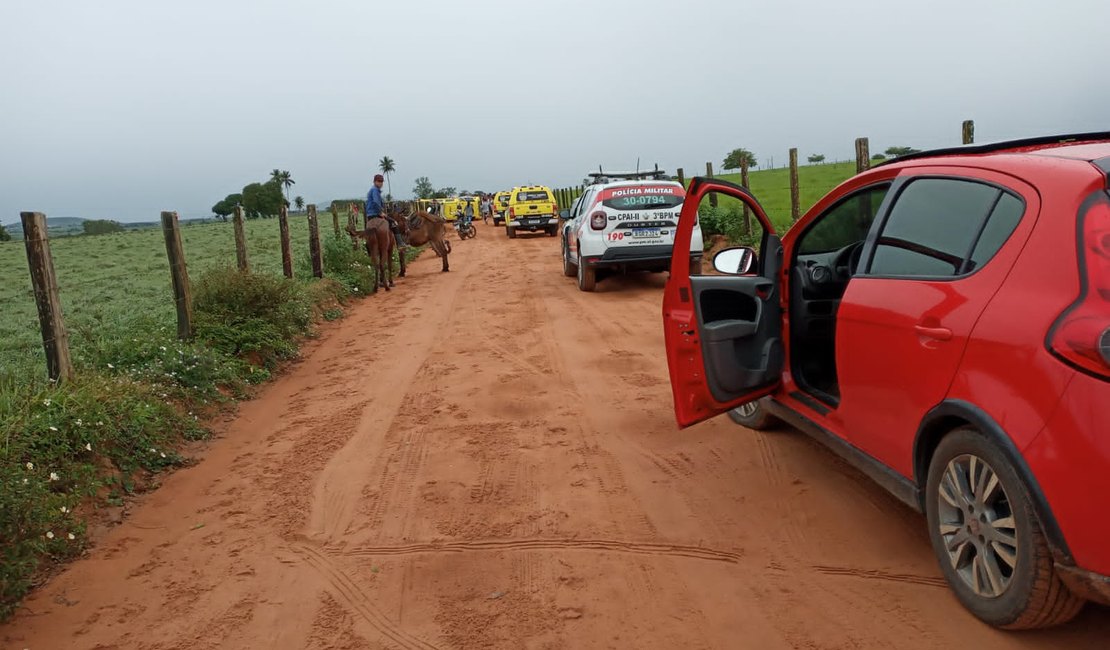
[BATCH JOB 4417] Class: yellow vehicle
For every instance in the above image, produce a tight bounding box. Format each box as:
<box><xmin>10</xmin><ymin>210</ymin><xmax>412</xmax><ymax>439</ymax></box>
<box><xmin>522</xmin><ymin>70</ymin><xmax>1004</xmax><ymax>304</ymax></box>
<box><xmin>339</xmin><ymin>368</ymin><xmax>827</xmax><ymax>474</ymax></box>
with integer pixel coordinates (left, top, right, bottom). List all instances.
<box><xmin>442</xmin><ymin>196</ymin><xmax>480</xmax><ymax>222</ymax></box>
<box><xmin>492</xmin><ymin>191</ymin><xmax>512</xmax><ymax>226</ymax></box>
<box><xmin>506</xmin><ymin>185</ymin><xmax>558</xmax><ymax>238</ymax></box>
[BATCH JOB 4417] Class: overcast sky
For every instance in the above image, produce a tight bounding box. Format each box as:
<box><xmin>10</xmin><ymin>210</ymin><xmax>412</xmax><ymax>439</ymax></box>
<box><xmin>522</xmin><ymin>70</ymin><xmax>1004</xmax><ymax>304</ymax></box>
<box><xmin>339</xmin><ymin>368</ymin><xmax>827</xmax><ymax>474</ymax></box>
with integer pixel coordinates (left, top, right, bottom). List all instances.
<box><xmin>2</xmin><ymin>0</ymin><xmax>1107</xmax><ymax>223</ymax></box>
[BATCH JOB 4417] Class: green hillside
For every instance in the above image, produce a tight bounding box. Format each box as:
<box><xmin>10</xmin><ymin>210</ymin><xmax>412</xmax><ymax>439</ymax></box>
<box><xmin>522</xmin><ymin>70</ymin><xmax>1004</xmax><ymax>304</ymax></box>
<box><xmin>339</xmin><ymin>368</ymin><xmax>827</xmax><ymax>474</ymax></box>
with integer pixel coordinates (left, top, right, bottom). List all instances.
<box><xmin>708</xmin><ymin>161</ymin><xmax>857</xmax><ymax>231</ymax></box>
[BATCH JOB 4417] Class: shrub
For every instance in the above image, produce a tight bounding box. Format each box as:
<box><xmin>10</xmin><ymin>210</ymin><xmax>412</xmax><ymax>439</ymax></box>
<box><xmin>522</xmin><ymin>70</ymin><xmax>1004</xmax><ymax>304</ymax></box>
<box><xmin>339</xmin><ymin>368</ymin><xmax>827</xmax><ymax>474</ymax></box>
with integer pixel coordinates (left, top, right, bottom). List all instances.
<box><xmin>193</xmin><ymin>267</ymin><xmax>313</xmax><ymax>368</ymax></box>
<box><xmin>698</xmin><ymin>204</ymin><xmax>760</xmax><ymax>248</ymax></box>
<box><xmin>0</xmin><ymin>373</ymin><xmax>202</xmax><ymax>619</ymax></box>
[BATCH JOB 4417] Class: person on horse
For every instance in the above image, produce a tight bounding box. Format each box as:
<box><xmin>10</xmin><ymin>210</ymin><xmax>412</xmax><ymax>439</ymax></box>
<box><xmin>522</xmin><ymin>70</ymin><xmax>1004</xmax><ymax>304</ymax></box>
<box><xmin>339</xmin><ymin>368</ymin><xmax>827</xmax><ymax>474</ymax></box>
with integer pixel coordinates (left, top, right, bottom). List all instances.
<box><xmin>366</xmin><ymin>173</ymin><xmax>407</xmax><ymax>250</ymax></box>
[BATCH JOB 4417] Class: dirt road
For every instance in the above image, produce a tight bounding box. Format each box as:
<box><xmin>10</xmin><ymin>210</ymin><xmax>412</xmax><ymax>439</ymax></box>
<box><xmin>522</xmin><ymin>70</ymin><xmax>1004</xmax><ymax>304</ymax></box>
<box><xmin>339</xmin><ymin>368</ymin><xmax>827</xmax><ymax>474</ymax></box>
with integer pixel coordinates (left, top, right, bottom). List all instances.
<box><xmin>4</xmin><ymin>220</ymin><xmax>1107</xmax><ymax>649</ymax></box>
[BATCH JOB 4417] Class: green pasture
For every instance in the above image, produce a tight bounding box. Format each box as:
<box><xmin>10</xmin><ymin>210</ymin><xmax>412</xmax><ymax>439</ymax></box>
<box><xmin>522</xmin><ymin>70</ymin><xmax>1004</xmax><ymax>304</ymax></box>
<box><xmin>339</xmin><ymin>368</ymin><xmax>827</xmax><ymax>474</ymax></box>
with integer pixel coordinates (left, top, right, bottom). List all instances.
<box><xmin>0</xmin><ymin>216</ymin><xmax>328</xmax><ymax>374</ymax></box>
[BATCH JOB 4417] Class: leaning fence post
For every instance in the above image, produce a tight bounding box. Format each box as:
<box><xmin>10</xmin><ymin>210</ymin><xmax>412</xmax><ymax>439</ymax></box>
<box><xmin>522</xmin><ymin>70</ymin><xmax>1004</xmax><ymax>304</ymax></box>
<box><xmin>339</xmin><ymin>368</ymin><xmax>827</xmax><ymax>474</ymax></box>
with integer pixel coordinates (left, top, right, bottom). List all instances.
<box><xmin>160</xmin><ymin>211</ymin><xmax>193</xmax><ymax>339</ymax></box>
<box><xmin>330</xmin><ymin>205</ymin><xmax>340</xmax><ymax>236</ymax></box>
<box><xmin>677</xmin><ymin>167</ymin><xmax>685</xmax><ymax>186</ymax></box>
<box><xmin>278</xmin><ymin>205</ymin><xmax>293</xmax><ymax>279</ymax></box>
<box><xmin>740</xmin><ymin>158</ymin><xmax>751</xmax><ymax>234</ymax></box>
<box><xmin>307</xmin><ymin>205</ymin><xmax>323</xmax><ymax>278</ymax></box>
<box><xmin>233</xmin><ymin>204</ymin><xmax>249</xmax><ymax>272</ymax></box>
<box><xmin>963</xmin><ymin>120</ymin><xmax>975</xmax><ymax>145</ymax></box>
<box><xmin>706</xmin><ymin>162</ymin><xmax>717</xmax><ymax>207</ymax></box>
<box><xmin>789</xmin><ymin>148</ymin><xmax>800</xmax><ymax>222</ymax></box>
<box><xmin>855</xmin><ymin>137</ymin><xmax>871</xmax><ymax>174</ymax></box>
<box><xmin>21</xmin><ymin>212</ymin><xmax>75</xmax><ymax>383</ymax></box>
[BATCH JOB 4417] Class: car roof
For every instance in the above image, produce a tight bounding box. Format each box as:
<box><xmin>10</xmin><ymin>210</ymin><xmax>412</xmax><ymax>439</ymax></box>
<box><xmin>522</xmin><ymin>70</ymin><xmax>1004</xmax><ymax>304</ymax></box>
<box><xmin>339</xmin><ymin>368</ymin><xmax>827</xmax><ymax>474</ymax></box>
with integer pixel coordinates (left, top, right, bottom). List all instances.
<box><xmin>879</xmin><ymin>132</ymin><xmax>1110</xmax><ymax>168</ymax></box>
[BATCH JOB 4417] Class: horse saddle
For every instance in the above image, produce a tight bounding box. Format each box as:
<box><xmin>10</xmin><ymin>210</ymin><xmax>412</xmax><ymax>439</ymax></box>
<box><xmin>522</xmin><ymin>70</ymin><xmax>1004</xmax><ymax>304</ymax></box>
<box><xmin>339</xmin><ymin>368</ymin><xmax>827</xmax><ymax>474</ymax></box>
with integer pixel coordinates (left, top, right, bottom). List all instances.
<box><xmin>407</xmin><ymin>214</ymin><xmax>423</xmax><ymax>231</ymax></box>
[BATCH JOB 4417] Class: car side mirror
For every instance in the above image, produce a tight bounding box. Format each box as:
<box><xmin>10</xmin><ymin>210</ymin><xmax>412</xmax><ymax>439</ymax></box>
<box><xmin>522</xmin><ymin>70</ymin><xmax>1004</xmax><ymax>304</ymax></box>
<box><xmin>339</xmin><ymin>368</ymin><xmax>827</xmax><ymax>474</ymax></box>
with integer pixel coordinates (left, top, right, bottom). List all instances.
<box><xmin>713</xmin><ymin>246</ymin><xmax>758</xmax><ymax>275</ymax></box>
<box><xmin>559</xmin><ymin>209</ymin><xmax>570</xmax><ymax>219</ymax></box>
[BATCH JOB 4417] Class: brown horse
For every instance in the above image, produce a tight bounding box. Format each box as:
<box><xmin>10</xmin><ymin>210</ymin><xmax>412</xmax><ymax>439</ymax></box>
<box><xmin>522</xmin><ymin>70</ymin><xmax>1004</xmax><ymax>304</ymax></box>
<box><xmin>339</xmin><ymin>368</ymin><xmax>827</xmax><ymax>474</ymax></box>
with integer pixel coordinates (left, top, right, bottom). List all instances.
<box><xmin>346</xmin><ymin>216</ymin><xmax>395</xmax><ymax>291</ymax></box>
<box><xmin>391</xmin><ymin>204</ymin><xmax>451</xmax><ymax>272</ymax></box>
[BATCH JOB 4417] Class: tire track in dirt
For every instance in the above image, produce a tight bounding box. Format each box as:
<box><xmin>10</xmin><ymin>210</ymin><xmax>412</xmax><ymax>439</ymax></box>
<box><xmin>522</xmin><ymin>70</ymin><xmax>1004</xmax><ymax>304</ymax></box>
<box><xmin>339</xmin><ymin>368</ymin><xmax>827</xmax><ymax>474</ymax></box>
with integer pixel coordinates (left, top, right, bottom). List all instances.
<box><xmin>336</xmin><ymin>537</ymin><xmax>743</xmax><ymax>563</ymax></box>
<box><xmin>288</xmin><ymin>543</ymin><xmax>440</xmax><ymax>650</ymax></box>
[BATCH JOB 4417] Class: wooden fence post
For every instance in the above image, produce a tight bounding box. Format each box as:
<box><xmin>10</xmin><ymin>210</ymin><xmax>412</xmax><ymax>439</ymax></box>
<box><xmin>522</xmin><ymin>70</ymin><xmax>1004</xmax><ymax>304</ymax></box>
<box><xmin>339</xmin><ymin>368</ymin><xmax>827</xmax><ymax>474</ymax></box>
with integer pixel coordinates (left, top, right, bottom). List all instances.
<box><xmin>307</xmin><ymin>205</ymin><xmax>323</xmax><ymax>278</ymax></box>
<box><xmin>740</xmin><ymin>158</ymin><xmax>751</xmax><ymax>234</ymax></box>
<box><xmin>677</xmin><ymin>167</ymin><xmax>685</xmax><ymax>186</ymax></box>
<box><xmin>278</xmin><ymin>205</ymin><xmax>293</xmax><ymax>279</ymax></box>
<box><xmin>706</xmin><ymin>162</ymin><xmax>717</xmax><ymax>207</ymax></box>
<box><xmin>330</xmin><ymin>204</ymin><xmax>340</xmax><ymax>236</ymax></box>
<box><xmin>233</xmin><ymin>204</ymin><xmax>249</xmax><ymax>272</ymax></box>
<box><xmin>160</xmin><ymin>211</ymin><xmax>193</xmax><ymax>339</ymax></box>
<box><xmin>789</xmin><ymin>148</ymin><xmax>800</xmax><ymax>222</ymax></box>
<box><xmin>963</xmin><ymin>120</ymin><xmax>975</xmax><ymax>145</ymax></box>
<box><xmin>21</xmin><ymin>212</ymin><xmax>75</xmax><ymax>383</ymax></box>
<box><xmin>855</xmin><ymin>137</ymin><xmax>871</xmax><ymax>174</ymax></box>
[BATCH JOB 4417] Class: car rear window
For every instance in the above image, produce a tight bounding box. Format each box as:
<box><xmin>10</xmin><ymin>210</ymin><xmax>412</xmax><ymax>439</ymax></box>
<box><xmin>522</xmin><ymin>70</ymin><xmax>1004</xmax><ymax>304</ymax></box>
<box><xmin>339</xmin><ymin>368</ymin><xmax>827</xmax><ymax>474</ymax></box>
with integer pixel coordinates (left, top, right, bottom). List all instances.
<box><xmin>498</xmin><ymin>195</ymin><xmax>509</xmax><ymax>205</ymax></box>
<box><xmin>599</xmin><ymin>184</ymin><xmax>685</xmax><ymax>211</ymax></box>
<box><xmin>516</xmin><ymin>191</ymin><xmax>550</xmax><ymax>202</ymax></box>
<box><xmin>868</xmin><ymin>178</ymin><xmax>1023</xmax><ymax>278</ymax></box>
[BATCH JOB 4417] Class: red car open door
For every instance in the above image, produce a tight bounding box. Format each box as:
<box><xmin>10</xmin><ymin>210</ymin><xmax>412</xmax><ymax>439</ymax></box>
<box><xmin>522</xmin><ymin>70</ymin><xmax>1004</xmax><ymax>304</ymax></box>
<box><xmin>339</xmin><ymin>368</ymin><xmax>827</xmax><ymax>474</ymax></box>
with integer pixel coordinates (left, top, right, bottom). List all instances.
<box><xmin>663</xmin><ymin>177</ymin><xmax>783</xmax><ymax>427</ymax></box>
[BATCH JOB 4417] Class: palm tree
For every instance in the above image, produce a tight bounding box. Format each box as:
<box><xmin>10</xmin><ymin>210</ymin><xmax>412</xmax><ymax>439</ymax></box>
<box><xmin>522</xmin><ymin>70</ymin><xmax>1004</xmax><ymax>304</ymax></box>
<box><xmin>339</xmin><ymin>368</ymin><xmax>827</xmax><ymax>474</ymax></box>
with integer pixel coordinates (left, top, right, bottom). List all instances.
<box><xmin>294</xmin><ymin>196</ymin><xmax>304</xmax><ymax>212</ymax></box>
<box><xmin>279</xmin><ymin>170</ymin><xmax>295</xmax><ymax>205</ymax></box>
<box><xmin>378</xmin><ymin>156</ymin><xmax>395</xmax><ymax>198</ymax></box>
<box><xmin>269</xmin><ymin>169</ymin><xmax>295</xmax><ymax>205</ymax></box>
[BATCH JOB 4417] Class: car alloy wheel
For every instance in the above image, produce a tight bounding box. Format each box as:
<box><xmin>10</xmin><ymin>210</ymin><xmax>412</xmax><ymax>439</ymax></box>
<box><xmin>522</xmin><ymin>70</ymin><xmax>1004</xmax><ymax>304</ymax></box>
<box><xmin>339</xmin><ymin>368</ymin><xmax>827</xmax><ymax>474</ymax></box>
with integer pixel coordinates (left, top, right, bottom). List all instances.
<box><xmin>936</xmin><ymin>454</ymin><xmax>1017</xmax><ymax>598</ymax></box>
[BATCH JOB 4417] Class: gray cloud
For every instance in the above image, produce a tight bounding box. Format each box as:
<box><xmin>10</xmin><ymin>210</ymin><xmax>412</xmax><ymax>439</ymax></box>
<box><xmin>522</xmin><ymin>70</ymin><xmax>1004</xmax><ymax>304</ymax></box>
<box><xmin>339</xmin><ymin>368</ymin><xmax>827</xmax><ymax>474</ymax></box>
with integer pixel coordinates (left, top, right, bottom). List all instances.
<box><xmin>2</xmin><ymin>0</ymin><xmax>1107</xmax><ymax>222</ymax></box>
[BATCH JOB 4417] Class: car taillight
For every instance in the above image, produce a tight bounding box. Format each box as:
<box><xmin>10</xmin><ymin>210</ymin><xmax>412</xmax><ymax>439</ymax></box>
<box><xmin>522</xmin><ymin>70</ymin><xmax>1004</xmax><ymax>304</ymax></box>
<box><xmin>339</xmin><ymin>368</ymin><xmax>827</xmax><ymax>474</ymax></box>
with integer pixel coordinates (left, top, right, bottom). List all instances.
<box><xmin>1049</xmin><ymin>194</ymin><xmax>1110</xmax><ymax>379</ymax></box>
<box><xmin>590</xmin><ymin>211</ymin><xmax>607</xmax><ymax>230</ymax></box>
<box><xmin>509</xmin><ymin>207</ymin><xmax>515</xmax><ymax>218</ymax></box>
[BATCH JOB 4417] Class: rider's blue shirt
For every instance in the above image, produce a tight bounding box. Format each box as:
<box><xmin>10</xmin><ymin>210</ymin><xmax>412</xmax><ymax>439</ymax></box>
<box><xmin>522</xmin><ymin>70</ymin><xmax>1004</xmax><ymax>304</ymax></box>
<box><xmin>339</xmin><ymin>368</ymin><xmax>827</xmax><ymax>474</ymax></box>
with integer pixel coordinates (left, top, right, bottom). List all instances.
<box><xmin>366</xmin><ymin>185</ymin><xmax>384</xmax><ymax>217</ymax></box>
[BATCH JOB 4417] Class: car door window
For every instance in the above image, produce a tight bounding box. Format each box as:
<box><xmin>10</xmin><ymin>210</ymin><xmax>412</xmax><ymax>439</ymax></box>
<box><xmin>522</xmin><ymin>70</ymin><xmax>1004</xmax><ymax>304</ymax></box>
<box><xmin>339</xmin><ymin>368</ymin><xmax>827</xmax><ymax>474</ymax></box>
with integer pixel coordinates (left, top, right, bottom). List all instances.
<box><xmin>796</xmin><ymin>184</ymin><xmax>890</xmax><ymax>255</ymax></box>
<box><xmin>868</xmin><ymin>178</ymin><xmax>1016</xmax><ymax>278</ymax></box>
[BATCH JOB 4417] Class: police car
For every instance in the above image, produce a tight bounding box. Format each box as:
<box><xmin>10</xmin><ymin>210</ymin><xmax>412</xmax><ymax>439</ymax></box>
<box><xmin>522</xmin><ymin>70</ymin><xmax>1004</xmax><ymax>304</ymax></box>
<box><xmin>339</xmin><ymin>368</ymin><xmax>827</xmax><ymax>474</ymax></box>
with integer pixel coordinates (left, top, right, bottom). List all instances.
<box><xmin>560</xmin><ymin>169</ymin><xmax>702</xmax><ymax>291</ymax></box>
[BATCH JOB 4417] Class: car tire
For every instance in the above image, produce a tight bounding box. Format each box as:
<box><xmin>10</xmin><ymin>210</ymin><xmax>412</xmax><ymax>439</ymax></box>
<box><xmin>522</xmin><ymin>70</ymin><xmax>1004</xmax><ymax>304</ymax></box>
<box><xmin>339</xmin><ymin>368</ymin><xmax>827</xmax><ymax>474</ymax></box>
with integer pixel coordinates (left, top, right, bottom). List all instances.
<box><xmin>507</xmin><ymin>226</ymin><xmax>516</xmax><ymax>239</ymax></box>
<box><xmin>576</xmin><ymin>251</ymin><xmax>596</xmax><ymax>292</ymax></box>
<box><xmin>924</xmin><ymin>427</ymin><xmax>1085</xmax><ymax>629</ymax></box>
<box><xmin>727</xmin><ymin>398</ymin><xmax>780</xmax><ymax>430</ymax></box>
<box><xmin>547</xmin><ymin>227</ymin><xmax>557</xmax><ymax>237</ymax></box>
<box><xmin>562</xmin><ymin>242</ymin><xmax>576</xmax><ymax>277</ymax></box>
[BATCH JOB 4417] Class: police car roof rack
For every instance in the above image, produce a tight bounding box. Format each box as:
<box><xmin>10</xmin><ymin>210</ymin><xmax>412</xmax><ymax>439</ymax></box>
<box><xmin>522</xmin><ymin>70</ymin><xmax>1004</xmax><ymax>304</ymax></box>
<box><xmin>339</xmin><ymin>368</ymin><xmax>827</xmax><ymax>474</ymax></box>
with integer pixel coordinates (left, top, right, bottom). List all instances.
<box><xmin>586</xmin><ymin>164</ymin><xmax>668</xmax><ymax>184</ymax></box>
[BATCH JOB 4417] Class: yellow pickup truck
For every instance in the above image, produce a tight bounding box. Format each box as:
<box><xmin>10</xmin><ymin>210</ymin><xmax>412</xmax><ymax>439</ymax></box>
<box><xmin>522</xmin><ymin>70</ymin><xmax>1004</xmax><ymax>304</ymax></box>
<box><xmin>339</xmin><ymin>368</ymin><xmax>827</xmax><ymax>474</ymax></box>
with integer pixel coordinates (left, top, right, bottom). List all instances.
<box><xmin>506</xmin><ymin>185</ymin><xmax>558</xmax><ymax>238</ymax></box>
<box><xmin>492</xmin><ymin>190</ymin><xmax>511</xmax><ymax>226</ymax></box>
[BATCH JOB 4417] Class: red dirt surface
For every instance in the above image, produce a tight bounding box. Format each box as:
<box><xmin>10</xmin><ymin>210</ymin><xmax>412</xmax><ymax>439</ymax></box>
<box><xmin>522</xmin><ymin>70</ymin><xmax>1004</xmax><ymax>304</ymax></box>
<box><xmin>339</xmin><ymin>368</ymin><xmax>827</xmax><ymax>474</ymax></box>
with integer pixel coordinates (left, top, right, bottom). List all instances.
<box><xmin>4</xmin><ymin>221</ymin><xmax>1108</xmax><ymax>649</ymax></box>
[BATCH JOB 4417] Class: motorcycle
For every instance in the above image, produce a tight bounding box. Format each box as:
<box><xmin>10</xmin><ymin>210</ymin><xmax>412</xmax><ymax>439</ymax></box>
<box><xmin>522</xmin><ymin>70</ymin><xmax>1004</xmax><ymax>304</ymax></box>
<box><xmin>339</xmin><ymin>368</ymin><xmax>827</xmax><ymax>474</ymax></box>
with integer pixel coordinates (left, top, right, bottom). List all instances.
<box><xmin>455</xmin><ymin>209</ymin><xmax>477</xmax><ymax>240</ymax></box>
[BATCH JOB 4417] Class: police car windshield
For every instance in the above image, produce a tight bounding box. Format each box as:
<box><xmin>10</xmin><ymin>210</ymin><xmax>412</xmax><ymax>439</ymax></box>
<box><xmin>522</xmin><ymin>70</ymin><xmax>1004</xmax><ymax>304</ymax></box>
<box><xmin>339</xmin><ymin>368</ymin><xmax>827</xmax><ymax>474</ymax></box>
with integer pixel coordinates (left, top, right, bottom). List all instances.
<box><xmin>516</xmin><ymin>191</ymin><xmax>550</xmax><ymax>202</ymax></box>
<box><xmin>600</xmin><ymin>185</ymin><xmax>684</xmax><ymax>211</ymax></box>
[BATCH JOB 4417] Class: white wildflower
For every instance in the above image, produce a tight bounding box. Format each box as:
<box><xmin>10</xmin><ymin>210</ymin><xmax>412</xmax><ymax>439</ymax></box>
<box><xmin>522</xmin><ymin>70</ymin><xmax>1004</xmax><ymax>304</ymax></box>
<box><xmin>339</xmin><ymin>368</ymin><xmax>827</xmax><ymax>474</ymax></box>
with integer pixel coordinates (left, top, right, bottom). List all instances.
<box><xmin>46</xmin><ymin>531</ymin><xmax>54</xmax><ymax>539</ymax></box>
<box><xmin>76</xmin><ymin>418</ymin><xmax>83</xmax><ymax>426</ymax></box>
<box><xmin>85</xmin><ymin>443</ymin><xmax>92</xmax><ymax>451</ymax></box>
<box><xmin>22</xmin><ymin>478</ymin><xmax>28</xmax><ymax>485</ymax></box>
<box><xmin>60</xmin><ymin>506</ymin><xmax>68</xmax><ymax>514</ymax></box>
<box><xmin>150</xmin><ymin>448</ymin><xmax>157</xmax><ymax>453</ymax></box>
<box><xmin>96</xmin><ymin>421</ymin><xmax>103</xmax><ymax>426</ymax></box>
<box><xmin>160</xmin><ymin>452</ymin><xmax>166</xmax><ymax>458</ymax></box>
<box><xmin>49</xmin><ymin>472</ymin><xmax>59</xmax><ymax>481</ymax></box>
<box><xmin>43</xmin><ymin>399</ymin><xmax>51</xmax><ymax>406</ymax></box>
<box><xmin>25</xmin><ymin>462</ymin><xmax>33</xmax><ymax>470</ymax></box>
<box><xmin>49</xmin><ymin>426</ymin><xmax>58</xmax><ymax>432</ymax></box>
<box><xmin>68</xmin><ymin>533</ymin><xmax>76</xmax><ymax>540</ymax></box>
<box><xmin>160</xmin><ymin>346</ymin><xmax>167</xmax><ymax>352</ymax></box>
<box><xmin>107</xmin><ymin>363</ymin><xmax>115</xmax><ymax>369</ymax></box>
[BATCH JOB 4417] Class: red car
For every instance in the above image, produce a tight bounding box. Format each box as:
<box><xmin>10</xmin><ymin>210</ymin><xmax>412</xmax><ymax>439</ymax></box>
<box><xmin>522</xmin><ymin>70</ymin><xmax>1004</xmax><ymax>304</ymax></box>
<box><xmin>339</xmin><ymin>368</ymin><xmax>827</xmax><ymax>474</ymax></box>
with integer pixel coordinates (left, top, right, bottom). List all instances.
<box><xmin>662</xmin><ymin>133</ymin><xmax>1110</xmax><ymax>629</ymax></box>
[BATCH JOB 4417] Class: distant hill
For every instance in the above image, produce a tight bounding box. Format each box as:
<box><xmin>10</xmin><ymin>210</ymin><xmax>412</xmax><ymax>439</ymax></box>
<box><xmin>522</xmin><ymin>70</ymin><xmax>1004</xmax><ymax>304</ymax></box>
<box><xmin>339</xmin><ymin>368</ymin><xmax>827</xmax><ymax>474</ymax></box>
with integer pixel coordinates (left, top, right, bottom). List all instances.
<box><xmin>1</xmin><ymin>216</ymin><xmax>215</xmax><ymax>240</ymax></box>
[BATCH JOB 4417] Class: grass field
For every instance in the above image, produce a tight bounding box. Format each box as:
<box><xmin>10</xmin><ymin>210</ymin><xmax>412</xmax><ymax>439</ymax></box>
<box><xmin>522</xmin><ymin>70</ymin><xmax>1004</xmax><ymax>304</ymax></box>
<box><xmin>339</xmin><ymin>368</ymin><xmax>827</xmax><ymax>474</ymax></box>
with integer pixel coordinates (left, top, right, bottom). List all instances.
<box><xmin>0</xmin><ymin>216</ymin><xmax>330</xmax><ymax>374</ymax></box>
<box><xmin>706</xmin><ymin>161</ymin><xmax>858</xmax><ymax>232</ymax></box>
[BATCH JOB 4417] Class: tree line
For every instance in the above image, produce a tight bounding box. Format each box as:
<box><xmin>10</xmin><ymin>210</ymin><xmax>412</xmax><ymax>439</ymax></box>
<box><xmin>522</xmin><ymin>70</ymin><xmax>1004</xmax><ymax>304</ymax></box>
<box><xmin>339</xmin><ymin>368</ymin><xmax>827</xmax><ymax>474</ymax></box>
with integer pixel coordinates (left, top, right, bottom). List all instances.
<box><xmin>211</xmin><ymin>169</ymin><xmax>301</xmax><ymax>220</ymax></box>
<box><xmin>722</xmin><ymin>145</ymin><xmax>922</xmax><ymax>171</ymax></box>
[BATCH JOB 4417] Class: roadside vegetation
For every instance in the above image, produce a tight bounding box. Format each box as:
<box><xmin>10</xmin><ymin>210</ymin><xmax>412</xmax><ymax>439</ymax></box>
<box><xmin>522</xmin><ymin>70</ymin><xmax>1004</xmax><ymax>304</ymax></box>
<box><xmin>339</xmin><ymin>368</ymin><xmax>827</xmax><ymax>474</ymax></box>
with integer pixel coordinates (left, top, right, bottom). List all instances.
<box><xmin>0</xmin><ymin>216</ymin><xmax>417</xmax><ymax>620</ymax></box>
<box><xmin>695</xmin><ymin>161</ymin><xmax>859</xmax><ymax>245</ymax></box>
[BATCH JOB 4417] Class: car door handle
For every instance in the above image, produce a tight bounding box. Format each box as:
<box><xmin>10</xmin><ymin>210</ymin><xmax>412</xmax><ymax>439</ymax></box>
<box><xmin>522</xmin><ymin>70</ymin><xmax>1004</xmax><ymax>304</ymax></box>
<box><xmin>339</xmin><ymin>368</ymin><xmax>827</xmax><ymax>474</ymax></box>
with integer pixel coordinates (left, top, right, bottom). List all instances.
<box><xmin>914</xmin><ymin>325</ymin><xmax>953</xmax><ymax>341</ymax></box>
